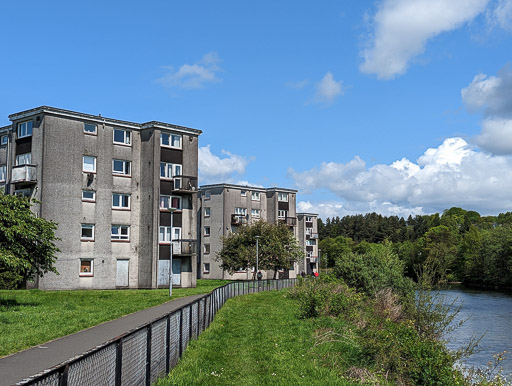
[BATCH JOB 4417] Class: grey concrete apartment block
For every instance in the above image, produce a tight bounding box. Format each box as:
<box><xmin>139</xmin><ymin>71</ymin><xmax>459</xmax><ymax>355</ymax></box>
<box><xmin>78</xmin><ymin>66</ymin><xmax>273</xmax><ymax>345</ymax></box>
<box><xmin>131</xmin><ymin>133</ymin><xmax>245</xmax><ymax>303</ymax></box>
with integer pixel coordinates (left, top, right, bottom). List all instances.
<box><xmin>1</xmin><ymin>106</ymin><xmax>201</xmax><ymax>290</ymax></box>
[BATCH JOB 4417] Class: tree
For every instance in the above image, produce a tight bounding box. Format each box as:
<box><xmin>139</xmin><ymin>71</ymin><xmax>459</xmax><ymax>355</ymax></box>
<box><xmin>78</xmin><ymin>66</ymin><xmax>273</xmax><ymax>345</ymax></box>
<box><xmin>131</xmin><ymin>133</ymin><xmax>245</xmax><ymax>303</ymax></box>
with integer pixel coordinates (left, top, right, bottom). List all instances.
<box><xmin>0</xmin><ymin>194</ymin><xmax>60</xmax><ymax>289</ymax></box>
<box><xmin>217</xmin><ymin>220</ymin><xmax>303</xmax><ymax>279</ymax></box>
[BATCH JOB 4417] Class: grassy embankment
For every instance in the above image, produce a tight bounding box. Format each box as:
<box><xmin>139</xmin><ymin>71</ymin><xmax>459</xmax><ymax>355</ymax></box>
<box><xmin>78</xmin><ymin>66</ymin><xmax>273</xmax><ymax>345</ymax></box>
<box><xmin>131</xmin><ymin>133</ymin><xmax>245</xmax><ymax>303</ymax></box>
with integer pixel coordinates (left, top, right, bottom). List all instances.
<box><xmin>156</xmin><ymin>289</ymin><xmax>360</xmax><ymax>386</ymax></box>
<box><xmin>0</xmin><ymin>279</ymin><xmax>230</xmax><ymax>357</ymax></box>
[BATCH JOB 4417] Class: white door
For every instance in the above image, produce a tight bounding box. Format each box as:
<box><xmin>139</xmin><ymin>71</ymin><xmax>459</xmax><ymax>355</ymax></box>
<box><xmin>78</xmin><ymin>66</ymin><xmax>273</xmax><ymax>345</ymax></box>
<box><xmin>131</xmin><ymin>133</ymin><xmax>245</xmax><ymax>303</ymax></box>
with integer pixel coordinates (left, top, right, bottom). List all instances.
<box><xmin>116</xmin><ymin>260</ymin><xmax>129</xmax><ymax>287</ymax></box>
<box><xmin>172</xmin><ymin>227</ymin><xmax>181</xmax><ymax>254</ymax></box>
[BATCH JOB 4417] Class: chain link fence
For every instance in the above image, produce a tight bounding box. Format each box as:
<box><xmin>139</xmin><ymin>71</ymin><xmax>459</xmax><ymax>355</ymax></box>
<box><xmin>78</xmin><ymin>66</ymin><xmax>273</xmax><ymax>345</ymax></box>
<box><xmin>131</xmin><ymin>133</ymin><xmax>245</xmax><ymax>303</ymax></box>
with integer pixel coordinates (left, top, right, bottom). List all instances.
<box><xmin>18</xmin><ymin>278</ymin><xmax>297</xmax><ymax>386</ymax></box>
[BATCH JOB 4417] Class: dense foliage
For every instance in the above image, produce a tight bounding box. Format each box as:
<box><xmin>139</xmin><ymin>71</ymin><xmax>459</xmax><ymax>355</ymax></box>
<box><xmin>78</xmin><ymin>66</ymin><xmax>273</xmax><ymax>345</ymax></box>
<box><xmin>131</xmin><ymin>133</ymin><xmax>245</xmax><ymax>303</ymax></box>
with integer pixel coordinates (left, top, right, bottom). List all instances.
<box><xmin>0</xmin><ymin>194</ymin><xmax>60</xmax><ymax>289</ymax></box>
<box><xmin>319</xmin><ymin>207</ymin><xmax>512</xmax><ymax>288</ymax></box>
<box><xmin>217</xmin><ymin>220</ymin><xmax>303</xmax><ymax>279</ymax></box>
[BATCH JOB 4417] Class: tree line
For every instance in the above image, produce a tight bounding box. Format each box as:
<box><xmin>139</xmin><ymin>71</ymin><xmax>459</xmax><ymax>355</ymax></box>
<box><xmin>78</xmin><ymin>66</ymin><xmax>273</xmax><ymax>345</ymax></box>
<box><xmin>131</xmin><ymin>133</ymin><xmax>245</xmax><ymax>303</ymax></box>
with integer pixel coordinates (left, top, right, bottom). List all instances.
<box><xmin>319</xmin><ymin>207</ymin><xmax>512</xmax><ymax>289</ymax></box>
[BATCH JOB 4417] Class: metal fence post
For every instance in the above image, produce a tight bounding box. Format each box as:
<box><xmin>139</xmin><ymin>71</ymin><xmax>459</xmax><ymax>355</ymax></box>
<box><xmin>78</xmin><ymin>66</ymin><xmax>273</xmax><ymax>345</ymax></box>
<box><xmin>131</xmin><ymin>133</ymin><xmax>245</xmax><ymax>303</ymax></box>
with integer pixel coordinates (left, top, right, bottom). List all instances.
<box><xmin>189</xmin><ymin>304</ymin><xmax>193</xmax><ymax>340</ymax></box>
<box><xmin>166</xmin><ymin>314</ymin><xmax>170</xmax><ymax>374</ymax></box>
<box><xmin>58</xmin><ymin>364</ymin><xmax>69</xmax><ymax>386</ymax></box>
<box><xmin>115</xmin><ymin>339</ymin><xmax>123</xmax><ymax>386</ymax></box>
<box><xmin>146</xmin><ymin>324</ymin><xmax>152</xmax><ymax>386</ymax></box>
<box><xmin>179</xmin><ymin>308</ymin><xmax>184</xmax><ymax>357</ymax></box>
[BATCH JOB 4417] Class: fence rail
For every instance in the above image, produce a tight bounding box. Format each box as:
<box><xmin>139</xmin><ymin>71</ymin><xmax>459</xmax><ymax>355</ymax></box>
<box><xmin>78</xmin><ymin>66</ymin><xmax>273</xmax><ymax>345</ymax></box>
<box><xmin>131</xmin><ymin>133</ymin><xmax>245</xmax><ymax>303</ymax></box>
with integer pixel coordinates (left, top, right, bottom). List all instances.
<box><xmin>18</xmin><ymin>278</ymin><xmax>297</xmax><ymax>386</ymax></box>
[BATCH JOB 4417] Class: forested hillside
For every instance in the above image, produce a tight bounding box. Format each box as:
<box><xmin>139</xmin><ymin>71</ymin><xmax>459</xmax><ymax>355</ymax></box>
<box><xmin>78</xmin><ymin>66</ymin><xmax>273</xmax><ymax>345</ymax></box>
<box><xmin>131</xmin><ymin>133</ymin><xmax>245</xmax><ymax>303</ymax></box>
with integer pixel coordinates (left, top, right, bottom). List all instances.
<box><xmin>318</xmin><ymin>208</ymin><xmax>512</xmax><ymax>289</ymax></box>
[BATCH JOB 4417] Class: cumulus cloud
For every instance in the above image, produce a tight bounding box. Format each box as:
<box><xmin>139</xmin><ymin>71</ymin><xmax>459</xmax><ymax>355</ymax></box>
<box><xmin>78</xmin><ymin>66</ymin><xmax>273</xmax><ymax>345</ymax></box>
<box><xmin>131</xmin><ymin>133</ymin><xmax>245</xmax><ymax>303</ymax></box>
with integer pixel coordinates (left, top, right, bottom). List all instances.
<box><xmin>198</xmin><ymin>145</ymin><xmax>251</xmax><ymax>184</ymax></box>
<box><xmin>157</xmin><ymin>52</ymin><xmax>222</xmax><ymax>89</ymax></box>
<box><xmin>487</xmin><ymin>0</ymin><xmax>512</xmax><ymax>30</ymax></box>
<box><xmin>290</xmin><ymin>137</ymin><xmax>512</xmax><ymax>216</ymax></box>
<box><xmin>462</xmin><ymin>64</ymin><xmax>512</xmax><ymax>154</ymax></box>
<box><xmin>314</xmin><ymin>72</ymin><xmax>344</xmax><ymax>104</ymax></box>
<box><xmin>360</xmin><ymin>0</ymin><xmax>490</xmax><ymax>79</ymax></box>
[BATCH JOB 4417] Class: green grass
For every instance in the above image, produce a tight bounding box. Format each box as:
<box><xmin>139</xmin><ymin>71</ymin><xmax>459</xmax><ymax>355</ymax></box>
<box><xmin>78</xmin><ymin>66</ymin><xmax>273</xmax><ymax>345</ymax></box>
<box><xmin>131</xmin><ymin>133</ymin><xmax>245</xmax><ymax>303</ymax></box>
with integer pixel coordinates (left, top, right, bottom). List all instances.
<box><xmin>156</xmin><ymin>290</ymin><xmax>362</xmax><ymax>386</ymax></box>
<box><xmin>0</xmin><ymin>279</ymin><xmax>231</xmax><ymax>357</ymax></box>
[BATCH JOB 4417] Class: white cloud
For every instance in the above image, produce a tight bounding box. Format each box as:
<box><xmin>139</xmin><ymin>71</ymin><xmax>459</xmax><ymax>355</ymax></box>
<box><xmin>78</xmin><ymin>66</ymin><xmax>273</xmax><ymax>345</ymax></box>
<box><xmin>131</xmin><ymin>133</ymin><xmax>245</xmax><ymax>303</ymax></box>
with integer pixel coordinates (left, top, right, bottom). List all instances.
<box><xmin>198</xmin><ymin>145</ymin><xmax>251</xmax><ymax>184</ymax></box>
<box><xmin>298</xmin><ymin>200</ymin><xmax>425</xmax><ymax>219</ymax></box>
<box><xmin>314</xmin><ymin>72</ymin><xmax>344</xmax><ymax>104</ymax></box>
<box><xmin>360</xmin><ymin>0</ymin><xmax>490</xmax><ymax>79</ymax></box>
<box><xmin>462</xmin><ymin>64</ymin><xmax>512</xmax><ymax>154</ymax></box>
<box><xmin>290</xmin><ymin>137</ymin><xmax>512</xmax><ymax>216</ymax></box>
<box><xmin>285</xmin><ymin>79</ymin><xmax>310</xmax><ymax>89</ymax></box>
<box><xmin>487</xmin><ymin>0</ymin><xmax>512</xmax><ymax>30</ymax></box>
<box><xmin>157</xmin><ymin>52</ymin><xmax>222</xmax><ymax>89</ymax></box>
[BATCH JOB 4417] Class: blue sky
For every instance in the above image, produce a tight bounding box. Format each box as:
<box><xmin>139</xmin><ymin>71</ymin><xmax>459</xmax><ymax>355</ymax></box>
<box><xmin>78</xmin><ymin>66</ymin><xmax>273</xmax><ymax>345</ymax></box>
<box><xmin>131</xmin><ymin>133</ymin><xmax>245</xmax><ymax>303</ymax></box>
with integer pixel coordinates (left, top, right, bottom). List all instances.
<box><xmin>2</xmin><ymin>0</ymin><xmax>512</xmax><ymax>218</ymax></box>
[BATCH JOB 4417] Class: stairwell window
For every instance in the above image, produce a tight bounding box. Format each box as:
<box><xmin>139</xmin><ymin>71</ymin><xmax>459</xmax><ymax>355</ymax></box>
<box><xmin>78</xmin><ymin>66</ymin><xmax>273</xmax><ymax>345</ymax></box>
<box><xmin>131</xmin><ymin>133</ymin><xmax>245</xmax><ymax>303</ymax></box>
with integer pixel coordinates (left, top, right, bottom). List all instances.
<box><xmin>113</xmin><ymin>128</ymin><xmax>131</xmax><ymax>145</ymax></box>
<box><xmin>84</xmin><ymin>123</ymin><xmax>97</xmax><ymax>135</ymax></box>
<box><xmin>203</xmin><ymin>263</ymin><xmax>210</xmax><ymax>273</ymax></box>
<box><xmin>81</xmin><ymin>224</ymin><xmax>95</xmax><ymax>241</ymax></box>
<box><xmin>160</xmin><ymin>132</ymin><xmax>182</xmax><ymax>149</ymax></box>
<box><xmin>204</xmin><ymin>207</ymin><xmax>211</xmax><ymax>217</ymax></box>
<box><xmin>112</xmin><ymin>159</ymin><xmax>131</xmax><ymax>176</ymax></box>
<box><xmin>204</xmin><ymin>226</ymin><xmax>210</xmax><ymax>237</ymax></box>
<box><xmin>79</xmin><ymin>259</ymin><xmax>93</xmax><ymax>277</ymax></box>
<box><xmin>17</xmin><ymin>121</ymin><xmax>33</xmax><ymax>138</ymax></box>
<box><xmin>0</xmin><ymin>165</ymin><xmax>6</xmax><ymax>183</ymax></box>
<box><xmin>83</xmin><ymin>156</ymin><xmax>96</xmax><ymax>173</ymax></box>
<box><xmin>278</xmin><ymin>192</ymin><xmax>288</xmax><ymax>202</ymax></box>
<box><xmin>82</xmin><ymin>190</ymin><xmax>96</xmax><ymax>202</ymax></box>
<box><xmin>16</xmin><ymin>153</ymin><xmax>32</xmax><ymax>166</ymax></box>
<box><xmin>204</xmin><ymin>244</ymin><xmax>210</xmax><ymax>254</ymax></box>
<box><xmin>1</xmin><ymin>135</ymin><xmax>8</xmax><ymax>145</ymax></box>
<box><xmin>111</xmin><ymin>225</ymin><xmax>130</xmax><ymax>241</ymax></box>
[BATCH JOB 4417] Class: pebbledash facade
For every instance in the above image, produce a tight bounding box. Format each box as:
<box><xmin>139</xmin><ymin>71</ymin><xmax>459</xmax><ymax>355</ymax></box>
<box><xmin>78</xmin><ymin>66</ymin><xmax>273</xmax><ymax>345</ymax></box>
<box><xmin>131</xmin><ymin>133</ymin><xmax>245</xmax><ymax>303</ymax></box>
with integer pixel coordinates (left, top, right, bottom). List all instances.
<box><xmin>0</xmin><ymin>106</ymin><xmax>200</xmax><ymax>290</ymax></box>
<box><xmin>197</xmin><ymin>183</ymin><xmax>319</xmax><ymax>280</ymax></box>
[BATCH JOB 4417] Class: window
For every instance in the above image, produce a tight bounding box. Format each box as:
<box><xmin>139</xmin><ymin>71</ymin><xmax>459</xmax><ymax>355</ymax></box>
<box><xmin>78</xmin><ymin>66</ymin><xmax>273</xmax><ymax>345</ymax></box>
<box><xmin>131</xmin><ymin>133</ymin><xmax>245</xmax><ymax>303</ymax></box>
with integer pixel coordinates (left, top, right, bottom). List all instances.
<box><xmin>204</xmin><ymin>190</ymin><xmax>211</xmax><ymax>199</ymax></box>
<box><xmin>113</xmin><ymin>128</ymin><xmax>131</xmax><ymax>145</ymax></box>
<box><xmin>83</xmin><ymin>156</ymin><xmax>96</xmax><ymax>173</ymax></box>
<box><xmin>241</xmin><ymin>190</ymin><xmax>247</xmax><ymax>197</ymax></box>
<box><xmin>160</xmin><ymin>132</ymin><xmax>182</xmax><ymax>149</ymax></box>
<box><xmin>1</xmin><ymin>135</ymin><xmax>7</xmax><ymax>145</ymax></box>
<box><xmin>159</xmin><ymin>226</ymin><xmax>181</xmax><ymax>243</ymax></box>
<box><xmin>160</xmin><ymin>162</ymin><xmax>181</xmax><ymax>179</ymax></box>
<box><xmin>307</xmin><ymin>251</ymin><xmax>313</xmax><ymax>258</ymax></box>
<box><xmin>278</xmin><ymin>210</ymin><xmax>288</xmax><ymax>218</ymax></box>
<box><xmin>306</xmin><ymin>239</ymin><xmax>316</xmax><ymax>246</ymax></box>
<box><xmin>15</xmin><ymin>188</ymin><xmax>31</xmax><ymax>197</ymax></box>
<box><xmin>204</xmin><ymin>226</ymin><xmax>210</xmax><ymax>237</ymax></box>
<box><xmin>278</xmin><ymin>192</ymin><xmax>289</xmax><ymax>202</ymax></box>
<box><xmin>203</xmin><ymin>263</ymin><xmax>210</xmax><ymax>273</ymax></box>
<box><xmin>306</xmin><ymin>227</ymin><xmax>313</xmax><ymax>235</ymax></box>
<box><xmin>79</xmin><ymin>259</ymin><xmax>93</xmax><ymax>276</ymax></box>
<box><xmin>81</xmin><ymin>224</ymin><xmax>95</xmax><ymax>241</ymax></box>
<box><xmin>0</xmin><ymin>165</ymin><xmax>5</xmax><ymax>182</ymax></box>
<box><xmin>82</xmin><ymin>190</ymin><xmax>96</xmax><ymax>202</ymax></box>
<box><xmin>16</xmin><ymin>153</ymin><xmax>32</xmax><ymax>165</ymax></box>
<box><xmin>160</xmin><ymin>195</ymin><xmax>181</xmax><ymax>210</ymax></box>
<box><xmin>204</xmin><ymin>207</ymin><xmax>211</xmax><ymax>217</ymax></box>
<box><xmin>111</xmin><ymin>225</ymin><xmax>130</xmax><ymax>241</ymax></box>
<box><xmin>112</xmin><ymin>193</ymin><xmax>130</xmax><ymax>209</ymax></box>
<box><xmin>84</xmin><ymin>123</ymin><xmax>97</xmax><ymax>135</ymax></box>
<box><xmin>17</xmin><ymin>121</ymin><xmax>33</xmax><ymax>138</ymax></box>
<box><xmin>235</xmin><ymin>207</ymin><xmax>247</xmax><ymax>216</ymax></box>
<box><xmin>306</xmin><ymin>216</ymin><xmax>313</xmax><ymax>222</ymax></box>
<box><xmin>112</xmin><ymin>159</ymin><xmax>131</xmax><ymax>176</ymax></box>
<box><xmin>251</xmin><ymin>209</ymin><xmax>261</xmax><ymax>218</ymax></box>
<box><xmin>251</xmin><ymin>191</ymin><xmax>260</xmax><ymax>201</ymax></box>
<box><xmin>204</xmin><ymin>244</ymin><xmax>210</xmax><ymax>254</ymax></box>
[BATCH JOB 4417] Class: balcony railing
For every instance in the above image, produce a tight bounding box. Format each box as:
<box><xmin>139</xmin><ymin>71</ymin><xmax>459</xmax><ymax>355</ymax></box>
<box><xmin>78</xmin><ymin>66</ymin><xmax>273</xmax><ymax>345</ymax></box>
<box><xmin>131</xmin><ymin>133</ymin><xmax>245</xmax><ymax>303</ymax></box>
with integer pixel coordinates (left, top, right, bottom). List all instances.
<box><xmin>306</xmin><ymin>232</ymin><xmax>319</xmax><ymax>239</ymax></box>
<box><xmin>11</xmin><ymin>165</ymin><xmax>37</xmax><ymax>184</ymax></box>
<box><xmin>278</xmin><ymin>216</ymin><xmax>297</xmax><ymax>226</ymax></box>
<box><xmin>172</xmin><ymin>239</ymin><xmax>197</xmax><ymax>255</ymax></box>
<box><xmin>308</xmin><ymin>257</ymin><xmax>318</xmax><ymax>263</ymax></box>
<box><xmin>172</xmin><ymin>176</ymin><xmax>198</xmax><ymax>193</ymax></box>
<box><xmin>231</xmin><ymin>214</ymin><xmax>248</xmax><ymax>225</ymax></box>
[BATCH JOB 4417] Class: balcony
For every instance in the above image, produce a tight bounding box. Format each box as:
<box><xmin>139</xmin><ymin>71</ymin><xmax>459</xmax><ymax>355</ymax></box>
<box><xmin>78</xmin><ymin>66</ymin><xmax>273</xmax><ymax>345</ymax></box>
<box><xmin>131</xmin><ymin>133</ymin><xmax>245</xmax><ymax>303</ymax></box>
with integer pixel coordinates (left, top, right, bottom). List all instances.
<box><xmin>308</xmin><ymin>257</ymin><xmax>318</xmax><ymax>263</ymax></box>
<box><xmin>231</xmin><ymin>214</ymin><xmax>248</xmax><ymax>225</ymax></box>
<box><xmin>278</xmin><ymin>216</ymin><xmax>297</xmax><ymax>226</ymax></box>
<box><xmin>172</xmin><ymin>239</ymin><xmax>197</xmax><ymax>255</ymax></box>
<box><xmin>172</xmin><ymin>176</ymin><xmax>198</xmax><ymax>193</ymax></box>
<box><xmin>11</xmin><ymin>165</ymin><xmax>37</xmax><ymax>184</ymax></box>
<box><xmin>306</xmin><ymin>232</ymin><xmax>319</xmax><ymax>240</ymax></box>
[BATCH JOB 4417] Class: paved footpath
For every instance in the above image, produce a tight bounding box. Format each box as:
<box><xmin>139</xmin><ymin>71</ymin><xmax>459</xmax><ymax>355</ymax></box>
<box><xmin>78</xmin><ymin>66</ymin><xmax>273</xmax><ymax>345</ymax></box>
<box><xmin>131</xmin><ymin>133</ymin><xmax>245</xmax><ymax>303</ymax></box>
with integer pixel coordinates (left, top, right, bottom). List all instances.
<box><xmin>0</xmin><ymin>294</ymin><xmax>205</xmax><ymax>386</ymax></box>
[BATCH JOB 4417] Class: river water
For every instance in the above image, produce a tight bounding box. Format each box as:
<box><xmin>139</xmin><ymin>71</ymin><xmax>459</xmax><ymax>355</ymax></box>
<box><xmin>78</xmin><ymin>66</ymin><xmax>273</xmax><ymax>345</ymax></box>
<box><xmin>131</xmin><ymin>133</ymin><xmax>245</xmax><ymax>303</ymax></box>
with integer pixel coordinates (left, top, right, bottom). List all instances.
<box><xmin>439</xmin><ymin>285</ymin><xmax>512</xmax><ymax>380</ymax></box>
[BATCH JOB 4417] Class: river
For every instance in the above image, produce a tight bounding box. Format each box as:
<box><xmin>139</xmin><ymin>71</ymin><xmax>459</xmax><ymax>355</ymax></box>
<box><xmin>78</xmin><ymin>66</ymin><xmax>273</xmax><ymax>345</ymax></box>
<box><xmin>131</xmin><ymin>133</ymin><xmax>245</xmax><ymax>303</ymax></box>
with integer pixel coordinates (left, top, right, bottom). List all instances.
<box><xmin>439</xmin><ymin>285</ymin><xmax>512</xmax><ymax>381</ymax></box>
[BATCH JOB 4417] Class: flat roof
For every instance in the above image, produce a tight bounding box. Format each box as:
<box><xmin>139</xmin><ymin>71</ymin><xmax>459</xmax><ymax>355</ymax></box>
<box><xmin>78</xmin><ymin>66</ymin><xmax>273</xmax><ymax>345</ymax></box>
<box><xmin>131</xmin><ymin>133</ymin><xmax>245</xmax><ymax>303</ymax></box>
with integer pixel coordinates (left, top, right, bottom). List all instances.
<box><xmin>8</xmin><ymin>106</ymin><xmax>202</xmax><ymax>136</ymax></box>
<box><xmin>199</xmin><ymin>183</ymin><xmax>297</xmax><ymax>194</ymax></box>
<box><xmin>297</xmin><ymin>213</ymin><xmax>319</xmax><ymax>217</ymax></box>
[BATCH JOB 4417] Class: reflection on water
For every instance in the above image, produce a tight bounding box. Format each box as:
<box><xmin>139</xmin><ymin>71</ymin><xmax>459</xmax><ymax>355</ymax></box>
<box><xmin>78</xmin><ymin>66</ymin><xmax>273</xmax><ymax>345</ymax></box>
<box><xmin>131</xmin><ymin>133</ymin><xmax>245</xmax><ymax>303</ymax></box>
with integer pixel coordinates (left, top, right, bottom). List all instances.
<box><xmin>439</xmin><ymin>285</ymin><xmax>512</xmax><ymax>380</ymax></box>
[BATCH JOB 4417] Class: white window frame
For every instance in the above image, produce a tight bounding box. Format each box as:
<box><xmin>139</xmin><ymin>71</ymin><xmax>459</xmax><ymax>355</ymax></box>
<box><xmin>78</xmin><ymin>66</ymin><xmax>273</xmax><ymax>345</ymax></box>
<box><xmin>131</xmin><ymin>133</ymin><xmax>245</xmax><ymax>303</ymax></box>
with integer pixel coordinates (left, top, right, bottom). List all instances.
<box><xmin>113</xmin><ymin>128</ymin><xmax>131</xmax><ymax>145</ymax></box>
<box><xmin>204</xmin><ymin>207</ymin><xmax>211</xmax><ymax>217</ymax></box>
<box><xmin>112</xmin><ymin>159</ymin><xmax>131</xmax><ymax>176</ymax></box>
<box><xmin>306</xmin><ymin>239</ymin><xmax>316</xmax><ymax>246</ymax></box>
<box><xmin>16</xmin><ymin>153</ymin><xmax>32</xmax><ymax>166</ymax></box>
<box><xmin>306</xmin><ymin>216</ymin><xmax>313</xmax><ymax>222</ymax></box>
<box><xmin>160</xmin><ymin>162</ymin><xmax>182</xmax><ymax>179</ymax></box>
<box><xmin>111</xmin><ymin>225</ymin><xmax>130</xmax><ymax>241</ymax></box>
<box><xmin>84</xmin><ymin>123</ymin><xmax>97</xmax><ymax>135</ymax></box>
<box><xmin>278</xmin><ymin>210</ymin><xmax>288</xmax><ymax>219</ymax></box>
<box><xmin>159</xmin><ymin>195</ymin><xmax>182</xmax><ymax>210</ymax></box>
<box><xmin>159</xmin><ymin>226</ymin><xmax>172</xmax><ymax>243</ymax></box>
<box><xmin>251</xmin><ymin>209</ymin><xmax>261</xmax><ymax>218</ymax></box>
<box><xmin>79</xmin><ymin>259</ymin><xmax>94</xmax><ymax>277</ymax></box>
<box><xmin>306</xmin><ymin>227</ymin><xmax>313</xmax><ymax>235</ymax></box>
<box><xmin>203</xmin><ymin>263</ymin><xmax>210</xmax><ymax>273</ymax></box>
<box><xmin>278</xmin><ymin>192</ymin><xmax>289</xmax><ymax>202</ymax></box>
<box><xmin>17</xmin><ymin>121</ymin><xmax>33</xmax><ymax>138</ymax></box>
<box><xmin>241</xmin><ymin>190</ymin><xmax>247</xmax><ymax>197</ymax></box>
<box><xmin>81</xmin><ymin>224</ymin><xmax>95</xmax><ymax>241</ymax></box>
<box><xmin>0</xmin><ymin>165</ymin><xmax>6</xmax><ymax>182</ymax></box>
<box><xmin>83</xmin><ymin>155</ymin><xmax>96</xmax><ymax>173</ymax></box>
<box><xmin>204</xmin><ymin>190</ymin><xmax>211</xmax><ymax>199</ymax></box>
<box><xmin>251</xmin><ymin>191</ymin><xmax>260</xmax><ymax>201</ymax></box>
<box><xmin>112</xmin><ymin>193</ymin><xmax>130</xmax><ymax>210</ymax></box>
<box><xmin>307</xmin><ymin>251</ymin><xmax>313</xmax><ymax>258</ymax></box>
<box><xmin>204</xmin><ymin>244</ymin><xmax>210</xmax><ymax>254</ymax></box>
<box><xmin>235</xmin><ymin>207</ymin><xmax>247</xmax><ymax>216</ymax></box>
<box><xmin>160</xmin><ymin>132</ymin><xmax>182</xmax><ymax>149</ymax></box>
<box><xmin>204</xmin><ymin>226</ymin><xmax>210</xmax><ymax>237</ymax></box>
<box><xmin>82</xmin><ymin>190</ymin><xmax>96</xmax><ymax>202</ymax></box>
<box><xmin>0</xmin><ymin>135</ymin><xmax>7</xmax><ymax>145</ymax></box>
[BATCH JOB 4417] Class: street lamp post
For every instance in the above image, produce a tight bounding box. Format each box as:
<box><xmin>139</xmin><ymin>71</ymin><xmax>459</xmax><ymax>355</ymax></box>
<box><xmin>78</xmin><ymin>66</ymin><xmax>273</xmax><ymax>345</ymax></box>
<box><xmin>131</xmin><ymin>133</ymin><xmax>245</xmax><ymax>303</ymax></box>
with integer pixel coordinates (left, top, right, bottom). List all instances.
<box><xmin>318</xmin><ymin>248</ymin><xmax>321</xmax><ymax>275</ymax></box>
<box><xmin>255</xmin><ymin>235</ymin><xmax>260</xmax><ymax>280</ymax></box>
<box><xmin>169</xmin><ymin>207</ymin><xmax>176</xmax><ymax>297</ymax></box>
